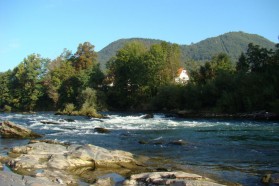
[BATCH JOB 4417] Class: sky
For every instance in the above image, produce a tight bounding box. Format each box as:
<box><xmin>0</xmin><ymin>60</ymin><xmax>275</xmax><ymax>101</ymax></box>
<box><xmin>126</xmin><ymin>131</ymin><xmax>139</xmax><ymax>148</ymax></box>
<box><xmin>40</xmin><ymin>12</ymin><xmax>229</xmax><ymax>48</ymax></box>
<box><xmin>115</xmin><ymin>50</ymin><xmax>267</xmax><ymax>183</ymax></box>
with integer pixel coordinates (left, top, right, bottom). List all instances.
<box><xmin>0</xmin><ymin>0</ymin><xmax>278</xmax><ymax>72</ymax></box>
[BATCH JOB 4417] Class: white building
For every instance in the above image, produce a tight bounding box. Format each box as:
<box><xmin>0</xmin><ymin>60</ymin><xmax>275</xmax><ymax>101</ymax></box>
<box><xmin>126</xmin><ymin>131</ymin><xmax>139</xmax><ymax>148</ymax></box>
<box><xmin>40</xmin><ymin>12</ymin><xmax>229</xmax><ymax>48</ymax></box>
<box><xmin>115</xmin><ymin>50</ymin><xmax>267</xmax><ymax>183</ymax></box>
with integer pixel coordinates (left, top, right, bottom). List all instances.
<box><xmin>175</xmin><ymin>68</ymin><xmax>189</xmax><ymax>84</ymax></box>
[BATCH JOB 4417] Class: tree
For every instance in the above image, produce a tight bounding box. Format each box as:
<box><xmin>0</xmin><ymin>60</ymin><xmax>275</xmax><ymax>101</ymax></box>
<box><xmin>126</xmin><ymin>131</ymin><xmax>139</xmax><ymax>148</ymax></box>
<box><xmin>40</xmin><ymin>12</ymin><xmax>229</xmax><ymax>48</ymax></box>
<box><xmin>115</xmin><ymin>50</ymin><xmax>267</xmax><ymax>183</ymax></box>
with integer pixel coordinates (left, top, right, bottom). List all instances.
<box><xmin>58</xmin><ymin>76</ymin><xmax>82</xmax><ymax>108</ymax></box>
<box><xmin>0</xmin><ymin>71</ymin><xmax>12</xmax><ymax>109</ymax></box>
<box><xmin>10</xmin><ymin>54</ymin><xmax>46</xmax><ymax>111</ymax></box>
<box><xmin>72</xmin><ymin>42</ymin><xmax>98</xmax><ymax>71</ymax></box>
<box><xmin>246</xmin><ymin>43</ymin><xmax>273</xmax><ymax>72</ymax></box>
<box><xmin>106</xmin><ymin>41</ymin><xmax>183</xmax><ymax>109</ymax></box>
<box><xmin>195</xmin><ymin>53</ymin><xmax>233</xmax><ymax>84</ymax></box>
<box><xmin>44</xmin><ymin>50</ymin><xmax>75</xmax><ymax>107</ymax></box>
<box><xmin>210</xmin><ymin>53</ymin><xmax>234</xmax><ymax>73</ymax></box>
<box><xmin>236</xmin><ymin>52</ymin><xmax>249</xmax><ymax>72</ymax></box>
<box><xmin>107</xmin><ymin>41</ymin><xmax>148</xmax><ymax>109</ymax></box>
<box><xmin>156</xmin><ymin>42</ymin><xmax>181</xmax><ymax>84</ymax></box>
<box><xmin>145</xmin><ymin>42</ymin><xmax>182</xmax><ymax>91</ymax></box>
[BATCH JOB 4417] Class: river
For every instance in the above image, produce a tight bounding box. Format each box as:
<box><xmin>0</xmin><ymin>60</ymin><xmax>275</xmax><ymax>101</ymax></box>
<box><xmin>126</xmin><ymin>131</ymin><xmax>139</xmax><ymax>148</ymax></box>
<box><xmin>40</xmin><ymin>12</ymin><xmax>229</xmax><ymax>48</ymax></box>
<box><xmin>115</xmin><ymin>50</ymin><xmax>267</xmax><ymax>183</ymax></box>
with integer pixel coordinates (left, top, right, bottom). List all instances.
<box><xmin>0</xmin><ymin>112</ymin><xmax>278</xmax><ymax>185</ymax></box>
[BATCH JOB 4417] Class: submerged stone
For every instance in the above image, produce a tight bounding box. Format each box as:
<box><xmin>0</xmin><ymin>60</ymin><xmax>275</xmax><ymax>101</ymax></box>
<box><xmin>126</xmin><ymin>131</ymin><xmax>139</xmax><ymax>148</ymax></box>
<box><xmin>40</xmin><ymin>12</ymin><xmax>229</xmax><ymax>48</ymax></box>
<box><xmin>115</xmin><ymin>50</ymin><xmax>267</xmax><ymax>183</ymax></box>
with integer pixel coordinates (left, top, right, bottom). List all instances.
<box><xmin>169</xmin><ymin>139</ymin><xmax>187</xmax><ymax>146</ymax></box>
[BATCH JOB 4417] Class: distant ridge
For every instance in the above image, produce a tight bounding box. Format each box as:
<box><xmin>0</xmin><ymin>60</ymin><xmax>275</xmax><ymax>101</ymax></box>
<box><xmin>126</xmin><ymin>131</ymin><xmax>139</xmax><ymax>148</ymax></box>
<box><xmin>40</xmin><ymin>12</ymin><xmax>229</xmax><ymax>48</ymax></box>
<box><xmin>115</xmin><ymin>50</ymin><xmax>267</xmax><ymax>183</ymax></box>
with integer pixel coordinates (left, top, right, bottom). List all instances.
<box><xmin>97</xmin><ymin>31</ymin><xmax>275</xmax><ymax>69</ymax></box>
<box><xmin>180</xmin><ymin>31</ymin><xmax>275</xmax><ymax>62</ymax></box>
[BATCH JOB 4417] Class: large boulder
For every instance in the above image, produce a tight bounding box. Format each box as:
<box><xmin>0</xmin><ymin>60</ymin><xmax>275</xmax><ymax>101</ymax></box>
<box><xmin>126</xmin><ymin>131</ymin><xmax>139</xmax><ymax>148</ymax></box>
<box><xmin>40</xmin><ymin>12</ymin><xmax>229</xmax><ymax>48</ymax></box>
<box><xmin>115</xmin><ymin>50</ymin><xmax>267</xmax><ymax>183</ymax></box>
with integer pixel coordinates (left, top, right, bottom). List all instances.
<box><xmin>0</xmin><ymin>121</ymin><xmax>42</xmax><ymax>139</ymax></box>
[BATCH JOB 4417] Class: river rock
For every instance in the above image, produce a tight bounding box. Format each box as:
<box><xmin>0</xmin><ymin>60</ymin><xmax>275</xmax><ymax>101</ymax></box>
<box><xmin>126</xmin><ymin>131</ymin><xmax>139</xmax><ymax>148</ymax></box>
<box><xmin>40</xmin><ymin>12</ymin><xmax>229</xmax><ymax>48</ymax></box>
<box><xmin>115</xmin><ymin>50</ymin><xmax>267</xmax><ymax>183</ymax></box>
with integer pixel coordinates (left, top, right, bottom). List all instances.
<box><xmin>169</xmin><ymin>139</ymin><xmax>187</xmax><ymax>146</ymax></box>
<box><xmin>122</xmin><ymin>171</ymin><xmax>225</xmax><ymax>186</ymax></box>
<box><xmin>141</xmin><ymin>113</ymin><xmax>154</xmax><ymax>119</ymax></box>
<box><xmin>0</xmin><ymin>155</ymin><xmax>11</xmax><ymax>163</ymax></box>
<box><xmin>40</xmin><ymin>120</ymin><xmax>61</xmax><ymax>125</ymax></box>
<box><xmin>0</xmin><ymin>171</ymin><xmax>62</xmax><ymax>186</ymax></box>
<box><xmin>91</xmin><ymin>177</ymin><xmax>114</xmax><ymax>186</ymax></box>
<box><xmin>138</xmin><ymin>140</ymin><xmax>149</xmax><ymax>144</ymax></box>
<box><xmin>94</xmin><ymin>127</ymin><xmax>110</xmax><ymax>133</ymax></box>
<box><xmin>62</xmin><ymin>118</ymin><xmax>75</xmax><ymax>122</ymax></box>
<box><xmin>262</xmin><ymin>173</ymin><xmax>279</xmax><ymax>184</ymax></box>
<box><xmin>271</xmin><ymin>173</ymin><xmax>279</xmax><ymax>184</ymax></box>
<box><xmin>0</xmin><ymin>121</ymin><xmax>42</xmax><ymax>139</ymax></box>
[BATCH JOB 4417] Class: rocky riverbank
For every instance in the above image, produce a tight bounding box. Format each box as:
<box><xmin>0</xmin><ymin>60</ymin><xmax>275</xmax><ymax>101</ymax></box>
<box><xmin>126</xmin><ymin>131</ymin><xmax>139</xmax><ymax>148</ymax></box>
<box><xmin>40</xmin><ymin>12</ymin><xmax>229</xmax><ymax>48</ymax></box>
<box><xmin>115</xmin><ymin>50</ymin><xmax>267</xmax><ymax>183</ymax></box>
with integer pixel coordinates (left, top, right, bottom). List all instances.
<box><xmin>0</xmin><ymin>120</ymin><xmax>230</xmax><ymax>185</ymax></box>
<box><xmin>0</xmin><ymin>139</ymin><xmax>228</xmax><ymax>186</ymax></box>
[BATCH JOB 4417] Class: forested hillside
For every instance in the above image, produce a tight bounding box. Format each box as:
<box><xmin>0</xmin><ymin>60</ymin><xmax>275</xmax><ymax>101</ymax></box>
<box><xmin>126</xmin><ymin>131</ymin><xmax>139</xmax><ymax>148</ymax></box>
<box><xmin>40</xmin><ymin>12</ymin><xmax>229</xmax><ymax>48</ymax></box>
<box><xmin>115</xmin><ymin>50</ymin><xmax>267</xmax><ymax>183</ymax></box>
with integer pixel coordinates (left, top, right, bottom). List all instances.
<box><xmin>181</xmin><ymin>31</ymin><xmax>275</xmax><ymax>62</ymax></box>
<box><xmin>98</xmin><ymin>31</ymin><xmax>275</xmax><ymax>69</ymax></box>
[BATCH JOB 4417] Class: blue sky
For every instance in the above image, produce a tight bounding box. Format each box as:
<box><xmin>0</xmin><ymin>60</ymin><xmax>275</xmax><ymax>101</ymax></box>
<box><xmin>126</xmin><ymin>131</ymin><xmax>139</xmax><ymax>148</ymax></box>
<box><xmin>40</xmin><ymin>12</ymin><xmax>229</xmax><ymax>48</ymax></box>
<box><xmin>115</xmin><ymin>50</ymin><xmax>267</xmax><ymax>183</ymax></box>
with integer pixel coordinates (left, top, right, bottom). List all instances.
<box><xmin>0</xmin><ymin>0</ymin><xmax>278</xmax><ymax>72</ymax></box>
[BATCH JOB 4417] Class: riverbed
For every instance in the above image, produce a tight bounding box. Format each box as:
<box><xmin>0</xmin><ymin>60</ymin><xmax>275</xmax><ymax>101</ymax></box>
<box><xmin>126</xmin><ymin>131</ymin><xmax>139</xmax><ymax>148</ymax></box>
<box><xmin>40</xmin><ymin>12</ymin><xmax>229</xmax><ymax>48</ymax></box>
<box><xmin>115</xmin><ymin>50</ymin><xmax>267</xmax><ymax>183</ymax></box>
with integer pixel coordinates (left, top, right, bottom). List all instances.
<box><xmin>0</xmin><ymin>112</ymin><xmax>278</xmax><ymax>185</ymax></box>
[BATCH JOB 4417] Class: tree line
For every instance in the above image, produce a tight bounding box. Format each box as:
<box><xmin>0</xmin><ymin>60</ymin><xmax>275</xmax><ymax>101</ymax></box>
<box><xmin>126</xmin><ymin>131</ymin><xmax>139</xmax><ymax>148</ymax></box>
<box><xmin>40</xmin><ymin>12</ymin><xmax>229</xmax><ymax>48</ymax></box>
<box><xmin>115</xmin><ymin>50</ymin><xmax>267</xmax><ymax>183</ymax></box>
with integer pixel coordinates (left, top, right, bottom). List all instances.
<box><xmin>0</xmin><ymin>41</ymin><xmax>278</xmax><ymax>115</ymax></box>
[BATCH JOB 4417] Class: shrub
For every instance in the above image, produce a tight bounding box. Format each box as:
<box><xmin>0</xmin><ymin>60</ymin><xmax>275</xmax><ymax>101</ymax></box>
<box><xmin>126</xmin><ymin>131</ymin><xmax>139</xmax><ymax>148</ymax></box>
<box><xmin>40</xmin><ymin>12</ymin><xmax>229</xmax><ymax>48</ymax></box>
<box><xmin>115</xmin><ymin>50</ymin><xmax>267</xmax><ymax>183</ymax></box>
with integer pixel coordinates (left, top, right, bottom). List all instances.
<box><xmin>3</xmin><ymin>105</ymin><xmax>12</xmax><ymax>112</ymax></box>
<box><xmin>63</xmin><ymin>103</ymin><xmax>75</xmax><ymax>115</ymax></box>
<box><xmin>79</xmin><ymin>102</ymin><xmax>102</xmax><ymax>118</ymax></box>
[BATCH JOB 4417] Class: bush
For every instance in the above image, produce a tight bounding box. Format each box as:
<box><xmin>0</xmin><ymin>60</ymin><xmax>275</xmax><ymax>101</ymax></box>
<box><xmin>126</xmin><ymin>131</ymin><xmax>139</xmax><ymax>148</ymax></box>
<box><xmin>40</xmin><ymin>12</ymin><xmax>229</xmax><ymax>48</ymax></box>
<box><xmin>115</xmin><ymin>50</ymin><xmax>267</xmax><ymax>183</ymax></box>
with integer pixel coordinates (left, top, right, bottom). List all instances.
<box><xmin>62</xmin><ymin>103</ymin><xmax>75</xmax><ymax>115</ymax></box>
<box><xmin>79</xmin><ymin>102</ymin><xmax>102</xmax><ymax>118</ymax></box>
<box><xmin>3</xmin><ymin>105</ymin><xmax>12</xmax><ymax>112</ymax></box>
<box><xmin>151</xmin><ymin>85</ymin><xmax>184</xmax><ymax>111</ymax></box>
<box><xmin>78</xmin><ymin>87</ymin><xmax>97</xmax><ymax>109</ymax></box>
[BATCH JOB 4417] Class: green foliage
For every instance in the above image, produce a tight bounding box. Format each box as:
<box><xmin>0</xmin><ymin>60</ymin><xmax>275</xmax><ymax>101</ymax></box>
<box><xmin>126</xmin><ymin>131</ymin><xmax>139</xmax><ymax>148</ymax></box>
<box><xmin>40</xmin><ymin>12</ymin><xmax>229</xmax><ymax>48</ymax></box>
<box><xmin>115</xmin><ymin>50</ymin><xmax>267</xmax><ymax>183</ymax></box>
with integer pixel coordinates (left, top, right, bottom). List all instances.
<box><xmin>62</xmin><ymin>103</ymin><xmax>75</xmax><ymax>115</ymax></box>
<box><xmin>44</xmin><ymin>53</ymin><xmax>76</xmax><ymax>106</ymax></box>
<box><xmin>106</xmin><ymin>41</ymin><xmax>148</xmax><ymax>109</ymax></box>
<box><xmin>236</xmin><ymin>53</ymin><xmax>249</xmax><ymax>72</ymax></box>
<box><xmin>72</xmin><ymin>42</ymin><xmax>98</xmax><ymax>71</ymax></box>
<box><xmin>60</xmin><ymin>88</ymin><xmax>102</xmax><ymax>118</ymax></box>
<box><xmin>58</xmin><ymin>76</ymin><xmax>82</xmax><ymax>108</ymax></box>
<box><xmin>79</xmin><ymin>103</ymin><xmax>101</xmax><ymax>118</ymax></box>
<box><xmin>3</xmin><ymin>105</ymin><xmax>12</xmax><ymax>112</ymax></box>
<box><xmin>78</xmin><ymin>87</ymin><xmax>97</xmax><ymax>108</ymax></box>
<box><xmin>9</xmin><ymin>54</ymin><xmax>47</xmax><ymax>111</ymax></box>
<box><xmin>43</xmin><ymin>43</ymin><xmax>104</xmax><ymax>111</ymax></box>
<box><xmin>151</xmin><ymin>85</ymin><xmax>184</xmax><ymax>110</ymax></box>
<box><xmin>0</xmin><ymin>71</ymin><xmax>12</xmax><ymax>108</ymax></box>
<box><xmin>245</xmin><ymin>43</ymin><xmax>274</xmax><ymax>72</ymax></box>
<box><xmin>107</xmin><ymin>41</ymin><xmax>182</xmax><ymax>110</ymax></box>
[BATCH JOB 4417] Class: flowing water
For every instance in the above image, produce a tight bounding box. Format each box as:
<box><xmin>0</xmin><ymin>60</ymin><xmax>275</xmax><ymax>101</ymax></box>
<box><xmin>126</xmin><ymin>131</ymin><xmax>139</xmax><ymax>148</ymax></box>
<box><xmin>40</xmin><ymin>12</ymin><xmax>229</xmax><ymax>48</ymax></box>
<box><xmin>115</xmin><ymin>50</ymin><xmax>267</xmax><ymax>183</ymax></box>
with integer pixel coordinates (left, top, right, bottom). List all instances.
<box><xmin>0</xmin><ymin>112</ymin><xmax>279</xmax><ymax>185</ymax></box>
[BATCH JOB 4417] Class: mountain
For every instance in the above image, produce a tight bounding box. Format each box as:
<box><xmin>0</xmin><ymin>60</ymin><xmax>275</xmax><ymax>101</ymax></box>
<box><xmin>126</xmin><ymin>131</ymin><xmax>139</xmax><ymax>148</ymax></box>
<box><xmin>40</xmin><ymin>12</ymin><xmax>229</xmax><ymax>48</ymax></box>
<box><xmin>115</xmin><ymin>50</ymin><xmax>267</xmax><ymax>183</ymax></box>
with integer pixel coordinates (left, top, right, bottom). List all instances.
<box><xmin>97</xmin><ymin>31</ymin><xmax>275</xmax><ymax>69</ymax></box>
<box><xmin>180</xmin><ymin>31</ymin><xmax>275</xmax><ymax>62</ymax></box>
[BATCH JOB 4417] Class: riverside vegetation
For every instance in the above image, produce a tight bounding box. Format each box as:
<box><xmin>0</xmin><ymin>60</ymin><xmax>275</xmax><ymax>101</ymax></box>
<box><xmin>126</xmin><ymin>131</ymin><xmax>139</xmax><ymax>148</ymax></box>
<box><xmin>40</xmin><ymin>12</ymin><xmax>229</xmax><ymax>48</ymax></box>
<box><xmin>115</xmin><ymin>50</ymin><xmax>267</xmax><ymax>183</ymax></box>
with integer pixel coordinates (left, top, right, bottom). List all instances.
<box><xmin>0</xmin><ymin>32</ymin><xmax>278</xmax><ymax>117</ymax></box>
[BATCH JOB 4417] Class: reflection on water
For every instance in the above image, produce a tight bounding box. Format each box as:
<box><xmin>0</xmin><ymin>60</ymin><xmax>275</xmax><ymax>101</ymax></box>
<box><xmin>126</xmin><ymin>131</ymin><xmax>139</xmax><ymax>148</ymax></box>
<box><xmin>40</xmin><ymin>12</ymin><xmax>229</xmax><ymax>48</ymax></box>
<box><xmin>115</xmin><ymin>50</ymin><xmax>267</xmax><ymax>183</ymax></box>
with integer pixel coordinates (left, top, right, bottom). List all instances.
<box><xmin>0</xmin><ymin>112</ymin><xmax>278</xmax><ymax>185</ymax></box>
